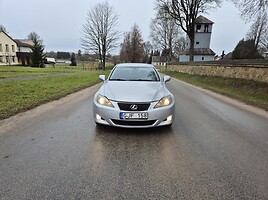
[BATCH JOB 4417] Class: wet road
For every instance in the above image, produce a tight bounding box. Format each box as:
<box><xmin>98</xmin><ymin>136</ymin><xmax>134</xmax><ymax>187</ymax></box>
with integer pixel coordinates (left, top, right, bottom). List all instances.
<box><xmin>1</xmin><ymin>79</ymin><xmax>268</xmax><ymax>199</ymax></box>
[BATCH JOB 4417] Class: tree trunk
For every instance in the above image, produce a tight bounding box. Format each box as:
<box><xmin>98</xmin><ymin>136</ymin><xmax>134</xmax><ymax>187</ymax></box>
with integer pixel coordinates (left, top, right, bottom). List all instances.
<box><xmin>102</xmin><ymin>50</ymin><xmax>106</xmax><ymax>71</ymax></box>
<box><xmin>189</xmin><ymin>34</ymin><xmax>195</xmax><ymax>61</ymax></box>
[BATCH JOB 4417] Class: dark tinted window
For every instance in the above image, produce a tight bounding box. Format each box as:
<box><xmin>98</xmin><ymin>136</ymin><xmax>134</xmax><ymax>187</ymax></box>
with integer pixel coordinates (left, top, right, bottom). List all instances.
<box><xmin>109</xmin><ymin>66</ymin><xmax>160</xmax><ymax>81</ymax></box>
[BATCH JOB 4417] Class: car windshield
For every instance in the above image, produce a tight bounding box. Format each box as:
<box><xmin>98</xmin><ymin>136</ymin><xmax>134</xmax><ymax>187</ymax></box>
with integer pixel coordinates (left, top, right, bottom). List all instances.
<box><xmin>109</xmin><ymin>66</ymin><xmax>160</xmax><ymax>81</ymax></box>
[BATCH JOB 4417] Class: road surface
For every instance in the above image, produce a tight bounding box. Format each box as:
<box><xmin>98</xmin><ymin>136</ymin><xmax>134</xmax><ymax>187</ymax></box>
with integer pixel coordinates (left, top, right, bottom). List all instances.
<box><xmin>1</xmin><ymin>79</ymin><xmax>268</xmax><ymax>199</ymax></box>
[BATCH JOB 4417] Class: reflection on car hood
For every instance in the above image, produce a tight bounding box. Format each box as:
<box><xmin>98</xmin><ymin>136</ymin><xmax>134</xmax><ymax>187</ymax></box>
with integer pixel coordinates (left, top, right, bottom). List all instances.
<box><xmin>102</xmin><ymin>81</ymin><xmax>167</xmax><ymax>102</ymax></box>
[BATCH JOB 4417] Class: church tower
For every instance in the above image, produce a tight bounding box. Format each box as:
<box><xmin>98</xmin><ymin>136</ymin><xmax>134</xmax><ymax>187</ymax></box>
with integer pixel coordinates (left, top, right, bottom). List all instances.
<box><xmin>180</xmin><ymin>15</ymin><xmax>216</xmax><ymax>61</ymax></box>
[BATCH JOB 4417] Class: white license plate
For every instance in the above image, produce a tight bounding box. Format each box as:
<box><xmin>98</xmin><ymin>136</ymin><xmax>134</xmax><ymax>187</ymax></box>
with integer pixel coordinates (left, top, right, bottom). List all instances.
<box><xmin>120</xmin><ymin>112</ymin><xmax>148</xmax><ymax>119</ymax></box>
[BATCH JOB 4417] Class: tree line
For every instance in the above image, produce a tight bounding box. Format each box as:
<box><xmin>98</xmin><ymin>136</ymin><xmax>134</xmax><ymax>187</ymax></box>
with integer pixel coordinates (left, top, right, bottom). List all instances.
<box><xmin>79</xmin><ymin>0</ymin><xmax>267</xmax><ymax>68</ymax></box>
<box><xmin>1</xmin><ymin>0</ymin><xmax>267</xmax><ymax>68</ymax></box>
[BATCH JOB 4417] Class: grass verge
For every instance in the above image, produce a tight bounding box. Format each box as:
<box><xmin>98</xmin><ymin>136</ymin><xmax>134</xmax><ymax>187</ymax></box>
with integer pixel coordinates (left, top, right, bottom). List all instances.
<box><xmin>0</xmin><ymin>71</ymin><xmax>109</xmax><ymax>120</ymax></box>
<box><xmin>0</xmin><ymin>65</ymin><xmax>86</xmax><ymax>78</ymax></box>
<box><xmin>162</xmin><ymin>70</ymin><xmax>268</xmax><ymax>110</ymax></box>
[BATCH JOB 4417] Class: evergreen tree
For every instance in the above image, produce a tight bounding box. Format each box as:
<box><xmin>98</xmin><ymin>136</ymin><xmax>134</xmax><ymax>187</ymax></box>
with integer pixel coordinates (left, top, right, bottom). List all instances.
<box><xmin>70</xmin><ymin>53</ymin><xmax>77</xmax><ymax>66</ymax></box>
<box><xmin>232</xmin><ymin>39</ymin><xmax>263</xmax><ymax>59</ymax></box>
<box><xmin>30</xmin><ymin>36</ymin><xmax>46</xmax><ymax>67</ymax></box>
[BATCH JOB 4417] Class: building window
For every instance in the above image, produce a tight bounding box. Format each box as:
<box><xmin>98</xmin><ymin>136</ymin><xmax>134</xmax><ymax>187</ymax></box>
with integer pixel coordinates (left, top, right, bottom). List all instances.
<box><xmin>204</xmin><ymin>25</ymin><xmax>209</xmax><ymax>32</ymax></box>
<box><xmin>196</xmin><ymin>25</ymin><xmax>201</xmax><ymax>32</ymax></box>
<box><xmin>0</xmin><ymin>44</ymin><xmax>2</xmax><ymax>52</ymax></box>
<box><xmin>202</xmin><ymin>57</ymin><xmax>204</xmax><ymax>61</ymax></box>
<box><xmin>12</xmin><ymin>45</ymin><xmax>15</xmax><ymax>52</ymax></box>
<box><xmin>196</xmin><ymin>42</ymin><xmax>200</xmax><ymax>45</ymax></box>
<box><xmin>5</xmin><ymin>44</ymin><xmax>9</xmax><ymax>52</ymax></box>
<box><xmin>0</xmin><ymin>56</ymin><xmax>3</xmax><ymax>63</ymax></box>
<box><xmin>12</xmin><ymin>56</ymin><xmax>16</xmax><ymax>63</ymax></box>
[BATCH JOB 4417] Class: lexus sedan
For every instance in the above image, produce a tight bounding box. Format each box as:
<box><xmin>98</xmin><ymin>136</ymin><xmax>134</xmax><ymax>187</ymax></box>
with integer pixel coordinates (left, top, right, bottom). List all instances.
<box><xmin>93</xmin><ymin>63</ymin><xmax>175</xmax><ymax>128</ymax></box>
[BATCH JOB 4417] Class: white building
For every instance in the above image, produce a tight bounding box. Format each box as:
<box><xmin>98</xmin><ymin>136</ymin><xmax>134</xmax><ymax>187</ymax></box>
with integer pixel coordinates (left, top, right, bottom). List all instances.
<box><xmin>0</xmin><ymin>31</ymin><xmax>18</xmax><ymax>65</ymax></box>
<box><xmin>179</xmin><ymin>15</ymin><xmax>216</xmax><ymax>62</ymax></box>
<box><xmin>0</xmin><ymin>31</ymin><xmax>33</xmax><ymax>66</ymax></box>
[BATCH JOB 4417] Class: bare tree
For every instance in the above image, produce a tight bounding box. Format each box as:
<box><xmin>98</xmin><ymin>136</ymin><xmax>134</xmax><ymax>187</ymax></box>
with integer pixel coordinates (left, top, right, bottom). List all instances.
<box><xmin>260</xmin><ymin>32</ymin><xmax>268</xmax><ymax>52</ymax></box>
<box><xmin>246</xmin><ymin>13</ymin><xmax>268</xmax><ymax>52</ymax></box>
<box><xmin>156</xmin><ymin>0</ymin><xmax>221</xmax><ymax>61</ymax></box>
<box><xmin>120</xmin><ymin>32</ymin><xmax>131</xmax><ymax>62</ymax></box>
<box><xmin>150</xmin><ymin>9</ymin><xmax>185</xmax><ymax>64</ymax></box>
<box><xmin>232</xmin><ymin>0</ymin><xmax>268</xmax><ymax>21</ymax></box>
<box><xmin>81</xmin><ymin>1</ymin><xmax>120</xmax><ymax>70</ymax></box>
<box><xmin>120</xmin><ymin>24</ymin><xmax>145</xmax><ymax>63</ymax></box>
<box><xmin>27</xmin><ymin>32</ymin><xmax>43</xmax><ymax>43</ymax></box>
<box><xmin>173</xmin><ymin>37</ymin><xmax>186</xmax><ymax>58</ymax></box>
<box><xmin>0</xmin><ymin>25</ymin><xmax>8</xmax><ymax>33</ymax></box>
<box><xmin>143</xmin><ymin>41</ymin><xmax>153</xmax><ymax>63</ymax></box>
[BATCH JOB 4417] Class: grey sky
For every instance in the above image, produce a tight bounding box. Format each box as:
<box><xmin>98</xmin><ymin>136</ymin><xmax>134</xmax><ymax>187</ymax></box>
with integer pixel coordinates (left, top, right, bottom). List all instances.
<box><xmin>0</xmin><ymin>0</ymin><xmax>250</xmax><ymax>55</ymax></box>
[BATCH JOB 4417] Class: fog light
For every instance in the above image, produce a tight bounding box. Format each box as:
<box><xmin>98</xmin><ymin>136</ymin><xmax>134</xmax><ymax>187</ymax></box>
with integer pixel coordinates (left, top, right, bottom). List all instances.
<box><xmin>96</xmin><ymin>114</ymin><xmax>102</xmax><ymax>120</ymax></box>
<box><xmin>167</xmin><ymin>115</ymin><xmax>173</xmax><ymax>122</ymax></box>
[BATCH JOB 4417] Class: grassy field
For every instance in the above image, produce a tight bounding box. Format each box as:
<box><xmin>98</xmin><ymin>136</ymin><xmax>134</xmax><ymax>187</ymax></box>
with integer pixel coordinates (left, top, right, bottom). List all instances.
<box><xmin>162</xmin><ymin>70</ymin><xmax>268</xmax><ymax>110</ymax></box>
<box><xmin>0</xmin><ymin>65</ymin><xmax>89</xmax><ymax>78</ymax></box>
<box><xmin>0</xmin><ymin>66</ymin><xmax>110</xmax><ymax>120</ymax></box>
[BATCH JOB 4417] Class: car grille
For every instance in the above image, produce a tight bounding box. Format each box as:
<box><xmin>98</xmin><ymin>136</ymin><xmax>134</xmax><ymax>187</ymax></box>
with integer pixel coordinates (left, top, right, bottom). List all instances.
<box><xmin>118</xmin><ymin>103</ymin><xmax>150</xmax><ymax>111</ymax></box>
<box><xmin>111</xmin><ymin>119</ymin><xmax>157</xmax><ymax>126</ymax></box>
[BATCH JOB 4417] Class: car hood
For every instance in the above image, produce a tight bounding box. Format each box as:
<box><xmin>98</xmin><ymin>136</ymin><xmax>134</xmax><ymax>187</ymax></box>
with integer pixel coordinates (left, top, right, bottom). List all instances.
<box><xmin>100</xmin><ymin>81</ymin><xmax>167</xmax><ymax>102</ymax></box>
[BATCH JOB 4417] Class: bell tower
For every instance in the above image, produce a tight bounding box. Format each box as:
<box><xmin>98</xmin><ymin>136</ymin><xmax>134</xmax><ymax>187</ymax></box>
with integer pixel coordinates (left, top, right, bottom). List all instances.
<box><xmin>180</xmin><ymin>15</ymin><xmax>216</xmax><ymax>61</ymax></box>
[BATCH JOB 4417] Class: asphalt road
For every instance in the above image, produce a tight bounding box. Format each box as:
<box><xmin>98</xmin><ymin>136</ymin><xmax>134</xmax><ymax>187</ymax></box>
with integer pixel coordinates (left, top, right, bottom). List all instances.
<box><xmin>1</xmin><ymin>79</ymin><xmax>268</xmax><ymax>200</ymax></box>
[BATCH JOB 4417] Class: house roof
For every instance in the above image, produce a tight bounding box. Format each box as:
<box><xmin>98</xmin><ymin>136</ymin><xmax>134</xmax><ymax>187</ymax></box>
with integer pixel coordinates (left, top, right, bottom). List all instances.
<box><xmin>152</xmin><ymin>56</ymin><xmax>166</xmax><ymax>62</ymax></box>
<box><xmin>14</xmin><ymin>39</ymin><xmax>33</xmax><ymax>48</ymax></box>
<box><xmin>0</xmin><ymin>31</ymin><xmax>17</xmax><ymax>43</ymax></box>
<box><xmin>180</xmin><ymin>48</ymin><xmax>216</xmax><ymax>56</ymax></box>
<box><xmin>195</xmin><ymin>15</ymin><xmax>214</xmax><ymax>24</ymax></box>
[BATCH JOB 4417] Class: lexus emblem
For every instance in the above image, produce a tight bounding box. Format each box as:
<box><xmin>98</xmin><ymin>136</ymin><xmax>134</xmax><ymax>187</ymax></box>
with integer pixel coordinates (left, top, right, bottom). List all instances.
<box><xmin>130</xmin><ymin>104</ymin><xmax>138</xmax><ymax>110</ymax></box>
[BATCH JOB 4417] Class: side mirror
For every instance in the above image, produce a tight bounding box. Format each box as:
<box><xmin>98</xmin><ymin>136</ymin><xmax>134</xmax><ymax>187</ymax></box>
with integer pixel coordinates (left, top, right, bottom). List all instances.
<box><xmin>163</xmin><ymin>75</ymin><xmax>171</xmax><ymax>83</ymax></box>
<box><xmin>99</xmin><ymin>75</ymin><xmax>105</xmax><ymax>81</ymax></box>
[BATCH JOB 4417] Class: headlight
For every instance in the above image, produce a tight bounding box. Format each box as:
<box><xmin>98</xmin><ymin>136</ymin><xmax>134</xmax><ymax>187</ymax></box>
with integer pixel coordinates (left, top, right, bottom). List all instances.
<box><xmin>154</xmin><ymin>95</ymin><xmax>172</xmax><ymax>108</ymax></box>
<box><xmin>96</xmin><ymin>95</ymin><xmax>114</xmax><ymax>107</ymax></box>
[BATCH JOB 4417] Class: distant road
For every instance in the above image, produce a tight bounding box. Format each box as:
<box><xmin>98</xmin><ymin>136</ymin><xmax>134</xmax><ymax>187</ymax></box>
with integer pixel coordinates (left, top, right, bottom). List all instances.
<box><xmin>1</xmin><ymin>79</ymin><xmax>268</xmax><ymax>199</ymax></box>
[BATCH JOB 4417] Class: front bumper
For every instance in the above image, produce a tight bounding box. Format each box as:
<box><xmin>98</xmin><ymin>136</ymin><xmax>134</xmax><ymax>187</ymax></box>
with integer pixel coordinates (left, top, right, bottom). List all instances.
<box><xmin>93</xmin><ymin>99</ymin><xmax>175</xmax><ymax>128</ymax></box>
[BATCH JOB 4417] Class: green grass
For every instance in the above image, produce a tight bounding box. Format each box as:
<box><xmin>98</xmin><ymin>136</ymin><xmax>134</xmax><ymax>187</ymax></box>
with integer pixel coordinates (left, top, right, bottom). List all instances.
<box><xmin>0</xmin><ymin>65</ymin><xmax>86</xmax><ymax>78</ymax></box>
<box><xmin>162</xmin><ymin>70</ymin><xmax>268</xmax><ymax>110</ymax></box>
<box><xmin>0</xmin><ymin>70</ymin><xmax>110</xmax><ymax>120</ymax></box>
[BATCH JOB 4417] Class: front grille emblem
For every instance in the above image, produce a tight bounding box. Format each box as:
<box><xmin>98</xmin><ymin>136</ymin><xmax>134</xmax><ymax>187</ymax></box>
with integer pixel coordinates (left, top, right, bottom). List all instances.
<box><xmin>130</xmin><ymin>104</ymin><xmax>138</xmax><ymax>110</ymax></box>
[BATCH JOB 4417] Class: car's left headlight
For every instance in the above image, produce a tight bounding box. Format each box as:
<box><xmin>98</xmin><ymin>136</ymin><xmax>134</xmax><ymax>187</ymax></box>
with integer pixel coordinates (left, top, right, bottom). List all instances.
<box><xmin>154</xmin><ymin>95</ymin><xmax>172</xmax><ymax>108</ymax></box>
<box><xmin>96</xmin><ymin>94</ymin><xmax>114</xmax><ymax>107</ymax></box>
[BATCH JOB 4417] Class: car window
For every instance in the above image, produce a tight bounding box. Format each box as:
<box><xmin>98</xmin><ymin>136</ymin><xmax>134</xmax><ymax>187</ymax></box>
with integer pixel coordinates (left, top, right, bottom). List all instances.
<box><xmin>109</xmin><ymin>67</ymin><xmax>160</xmax><ymax>81</ymax></box>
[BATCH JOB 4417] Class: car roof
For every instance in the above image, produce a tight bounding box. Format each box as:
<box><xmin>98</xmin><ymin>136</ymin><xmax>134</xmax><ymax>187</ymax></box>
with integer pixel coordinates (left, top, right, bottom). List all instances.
<box><xmin>115</xmin><ymin>63</ymin><xmax>155</xmax><ymax>68</ymax></box>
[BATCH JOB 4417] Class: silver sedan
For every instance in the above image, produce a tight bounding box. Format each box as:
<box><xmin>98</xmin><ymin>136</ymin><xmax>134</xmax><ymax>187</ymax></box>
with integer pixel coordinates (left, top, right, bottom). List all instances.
<box><xmin>93</xmin><ymin>63</ymin><xmax>175</xmax><ymax>128</ymax></box>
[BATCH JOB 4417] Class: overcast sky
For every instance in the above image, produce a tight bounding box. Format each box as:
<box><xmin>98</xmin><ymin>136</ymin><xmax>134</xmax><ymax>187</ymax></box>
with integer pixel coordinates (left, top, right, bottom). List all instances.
<box><xmin>0</xmin><ymin>0</ymin><xmax>250</xmax><ymax>55</ymax></box>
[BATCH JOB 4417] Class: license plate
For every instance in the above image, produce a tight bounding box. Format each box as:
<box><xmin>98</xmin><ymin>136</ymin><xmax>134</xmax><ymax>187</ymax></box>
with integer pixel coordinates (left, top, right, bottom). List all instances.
<box><xmin>120</xmin><ymin>112</ymin><xmax>148</xmax><ymax>119</ymax></box>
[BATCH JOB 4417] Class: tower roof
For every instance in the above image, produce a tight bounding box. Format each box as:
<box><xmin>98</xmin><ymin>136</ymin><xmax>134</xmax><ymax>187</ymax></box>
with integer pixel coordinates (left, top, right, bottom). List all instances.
<box><xmin>180</xmin><ymin>48</ymin><xmax>216</xmax><ymax>56</ymax></box>
<box><xmin>195</xmin><ymin>15</ymin><xmax>214</xmax><ymax>24</ymax></box>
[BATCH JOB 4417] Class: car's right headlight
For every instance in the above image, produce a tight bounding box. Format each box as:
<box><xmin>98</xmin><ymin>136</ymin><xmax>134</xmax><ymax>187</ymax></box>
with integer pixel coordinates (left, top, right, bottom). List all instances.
<box><xmin>154</xmin><ymin>95</ymin><xmax>172</xmax><ymax>108</ymax></box>
<box><xmin>96</xmin><ymin>94</ymin><xmax>114</xmax><ymax>107</ymax></box>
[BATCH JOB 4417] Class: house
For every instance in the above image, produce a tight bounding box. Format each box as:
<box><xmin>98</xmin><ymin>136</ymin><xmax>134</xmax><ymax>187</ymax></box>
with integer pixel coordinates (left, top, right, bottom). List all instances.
<box><xmin>0</xmin><ymin>31</ymin><xmax>18</xmax><ymax>65</ymax></box>
<box><xmin>179</xmin><ymin>15</ymin><xmax>216</xmax><ymax>62</ymax></box>
<box><xmin>15</xmin><ymin>39</ymin><xmax>33</xmax><ymax>66</ymax></box>
<box><xmin>0</xmin><ymin>31</ymin><xmax>33</xmax><ymax>66</ymax></box>
<box><xmin>152</xmin><ymin>56</ymin><xmax>166</xmax><ymax>66</ymax></box>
